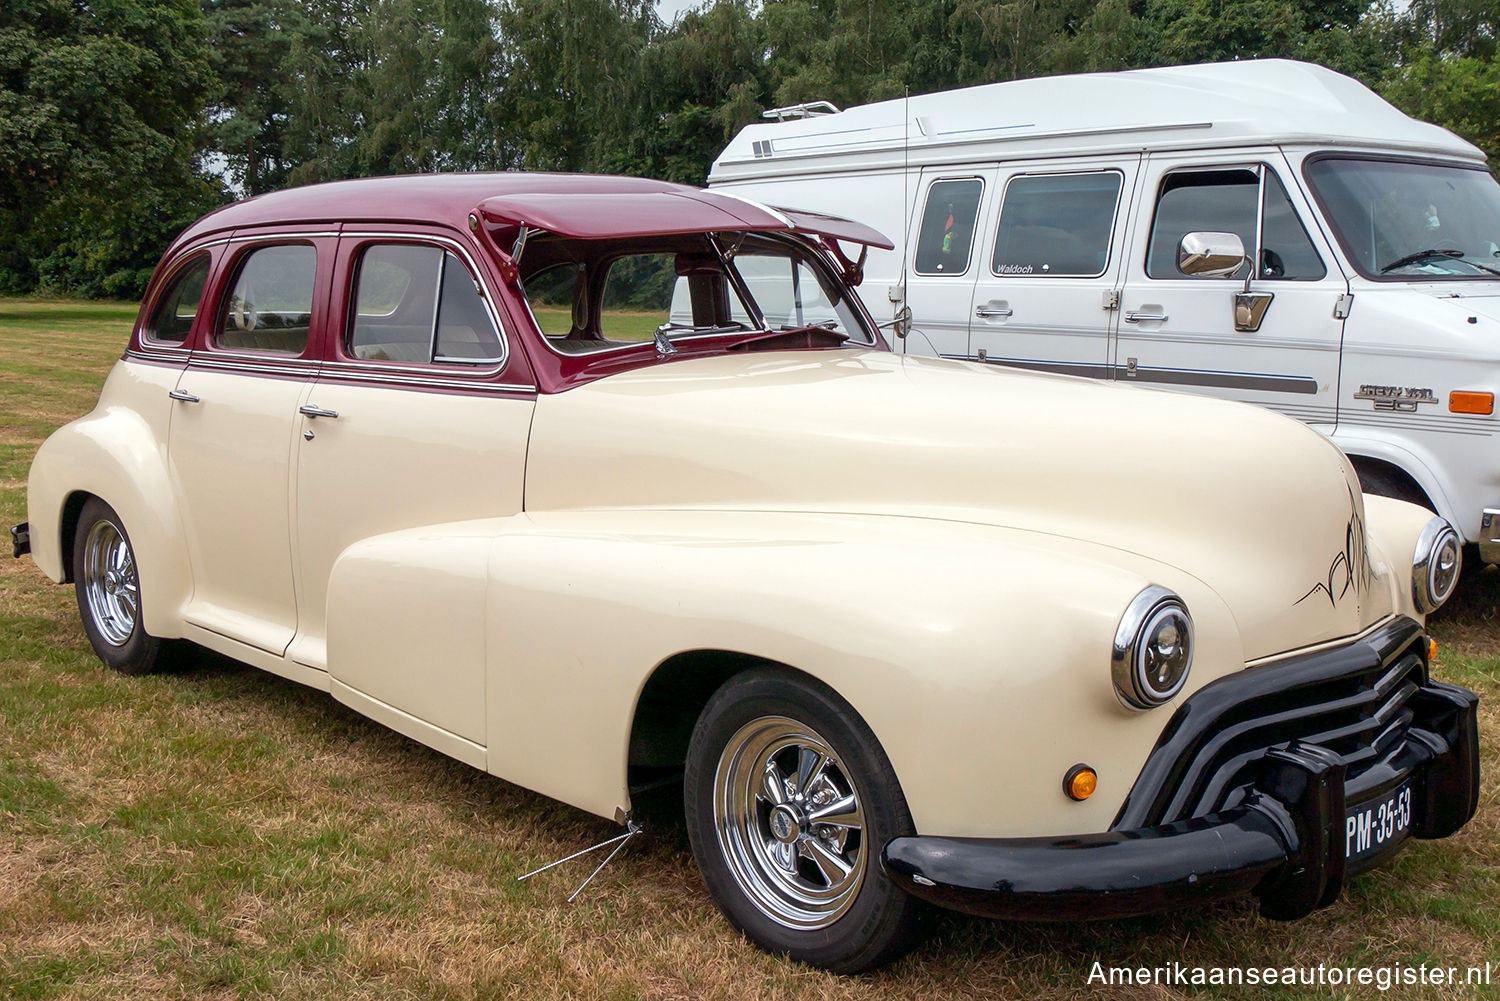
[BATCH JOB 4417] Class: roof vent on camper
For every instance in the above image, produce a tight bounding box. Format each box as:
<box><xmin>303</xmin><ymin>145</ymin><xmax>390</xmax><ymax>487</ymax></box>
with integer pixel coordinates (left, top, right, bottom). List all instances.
<box><xmin>762</xmin><ymin>101</ymin><xmax>841</xmax><ymax>122</ymax></box>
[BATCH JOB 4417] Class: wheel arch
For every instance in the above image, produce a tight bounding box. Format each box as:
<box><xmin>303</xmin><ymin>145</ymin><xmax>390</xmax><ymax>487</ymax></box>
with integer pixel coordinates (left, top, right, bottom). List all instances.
<box><xmin>27</xmin><ymin>407</ymin><xmax>193</xmax><ymax>637</ymax></box>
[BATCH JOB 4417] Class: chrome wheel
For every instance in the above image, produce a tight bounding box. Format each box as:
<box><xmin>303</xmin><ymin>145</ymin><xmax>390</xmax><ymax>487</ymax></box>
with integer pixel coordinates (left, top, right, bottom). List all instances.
<box><xmin>82</xmin><ymin>518</ymin><xmax>138</xmax><ymax>647</ymax></box>
<box><xmin>713</xmin><ymin>715</ymin><xmax>867</xmax><ymax>929</ymax></box>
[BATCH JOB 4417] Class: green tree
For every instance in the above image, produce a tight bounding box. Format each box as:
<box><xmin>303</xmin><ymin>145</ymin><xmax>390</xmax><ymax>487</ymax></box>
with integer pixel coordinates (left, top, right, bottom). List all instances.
<box><xmin>0</xmin><ymin>0</ymin><xmax>222</xmax><ymax>295</ymax></box>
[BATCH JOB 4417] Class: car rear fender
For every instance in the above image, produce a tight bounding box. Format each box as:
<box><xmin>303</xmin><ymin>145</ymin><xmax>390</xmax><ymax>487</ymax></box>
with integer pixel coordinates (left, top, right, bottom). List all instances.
<box><xmin>26</xmin><ymin>363</ymin><xmax>191</xmax><ymax>638</ymax></box>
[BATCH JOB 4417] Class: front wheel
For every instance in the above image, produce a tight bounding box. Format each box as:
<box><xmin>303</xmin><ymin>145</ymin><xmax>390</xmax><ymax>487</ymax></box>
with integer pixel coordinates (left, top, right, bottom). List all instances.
<box><xmin>684</xmin><ymin>667</ymin><xmax>924</xmax><ymax>972</ymax></box>
<box><xmin>72</xmin><ymin>497</ymin><xmax>164</xmax><ymax>675</ymax></box>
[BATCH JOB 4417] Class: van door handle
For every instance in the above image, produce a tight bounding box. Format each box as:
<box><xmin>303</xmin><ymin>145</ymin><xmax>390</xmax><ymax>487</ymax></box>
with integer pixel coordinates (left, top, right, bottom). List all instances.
<box><xmin>1123</xmin><ymin>310</ymin><xmax>1168</xmax><ymax>324</ymax></box>
<box><xmin>975</xmin><ymin>306</ymin><xmax>1013</xmax><ymax>319</ymax></box>
<box><xmin>299</xmin><ymin>404</ymin><xmax>339</xmax><ymax>419</ymax></box>
<box><xmin>168</xmin><ymin>389</ymin><xmax>200</xmax><ymax>403</ymax></box>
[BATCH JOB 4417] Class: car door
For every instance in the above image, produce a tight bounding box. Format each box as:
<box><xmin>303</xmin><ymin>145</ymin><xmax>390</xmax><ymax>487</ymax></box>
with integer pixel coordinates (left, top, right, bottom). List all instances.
<box><xmin>289</xmin><ymin>228</ymin><xmax>535</xmax><ymax>748</ymax></box>
<box><xmin>969</xmin><ymin>156</ymin><xmax>1143</xmax><ymax>379</ymax></box>
<box><xmin>168</xmin><ymin>234</ymin><xmax>334</xmax><ymax>656</ymax></box>
<box><xmin>900</xmin><ymin>170</ymin><xmax>995</xmax><ymax>357</ymax></box>
<box><xmin>1114</xmin><ymin>152</ymin><xmax>1347</xmax><ymax>429</ymax></box>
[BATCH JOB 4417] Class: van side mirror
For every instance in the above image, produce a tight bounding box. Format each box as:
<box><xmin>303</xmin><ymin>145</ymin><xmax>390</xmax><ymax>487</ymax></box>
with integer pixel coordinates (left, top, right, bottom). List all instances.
<box><xmin>1178</xmin><ymin>232</ymin><xmax>1248</xmax><ymax>279</ymax></box>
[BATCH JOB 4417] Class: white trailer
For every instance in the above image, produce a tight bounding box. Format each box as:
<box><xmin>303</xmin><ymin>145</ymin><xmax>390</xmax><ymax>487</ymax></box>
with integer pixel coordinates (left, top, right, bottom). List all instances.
<box><xmin>709</xmin><ymin>59</ymin><xmax>1500</xmax><ymax>566</ymax></box>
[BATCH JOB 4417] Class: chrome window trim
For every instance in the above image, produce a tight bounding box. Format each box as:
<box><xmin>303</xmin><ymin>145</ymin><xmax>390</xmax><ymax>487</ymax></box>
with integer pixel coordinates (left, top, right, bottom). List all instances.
<box><xmin>141</xmin><ymin>250</ymin><xmax>214</xmax><ymax>348</ymax></box>
<box><xmin>340</xmin><ymin>231</ymin><xmax>511</xmax><ymax>375</ymax></box>
<box><xmin>988</xmin><ymin>168</ymin><xmax>1125</xmax><ymax>280</ymax></box>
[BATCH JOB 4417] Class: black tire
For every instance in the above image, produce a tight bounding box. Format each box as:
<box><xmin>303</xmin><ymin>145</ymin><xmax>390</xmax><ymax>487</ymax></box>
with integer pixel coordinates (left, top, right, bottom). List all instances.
<box><xmin>71</xmin><ymin>497</ymin><xmax>164</xmax><ymax>675</ymax></box>
<box><xmin>684</xmin><ymin>666</ymin><xmax>924</xmax><ymax>972</ymax></box>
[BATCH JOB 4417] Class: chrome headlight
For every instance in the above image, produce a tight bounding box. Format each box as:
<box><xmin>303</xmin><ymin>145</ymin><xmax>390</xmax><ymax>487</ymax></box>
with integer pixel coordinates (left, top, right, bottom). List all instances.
<box><xmin>1413</xmin><ymin>517</ymin><xmax>1462</xmax><ymax>614</ymax></box>
<box><xmin>1112</xmin><ymin>586</ymin><xmax>1194</xmax><ymax>710</ymax></box>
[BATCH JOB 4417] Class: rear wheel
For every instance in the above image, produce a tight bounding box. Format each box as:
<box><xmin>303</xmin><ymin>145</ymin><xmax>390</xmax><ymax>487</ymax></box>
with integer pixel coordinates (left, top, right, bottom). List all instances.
<box><xmin>684</xmin><ymin>667</ymin><xmax>923</xmax><ymax>972</ymax></box>
<box><xmin>72</xmin><ymin>497</ymin><xmax>164</xmax><ymax>675</ymax></box>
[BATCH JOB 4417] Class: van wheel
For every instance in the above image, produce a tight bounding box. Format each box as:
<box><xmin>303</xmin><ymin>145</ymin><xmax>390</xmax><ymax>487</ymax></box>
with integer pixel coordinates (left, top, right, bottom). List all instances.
<box><xmin>72</xmin><ymin>498</ymin><xmax>163</xmax><ymax>675</ymax></box>
<box><xmin>684</xmin><ymin>667</ymin><xmax>923</xmax><ymax>972</ymax></box>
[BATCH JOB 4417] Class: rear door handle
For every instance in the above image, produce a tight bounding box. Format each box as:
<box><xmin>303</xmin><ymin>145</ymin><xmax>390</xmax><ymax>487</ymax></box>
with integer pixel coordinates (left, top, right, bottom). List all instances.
<box><xmin>168</xmin><ymin>389</ymin><xmax>200</xmax><ymax>403</ymax></box>
<box><xmin>975</xmin><ymin>306</ymin><xmax>1013</xmax><ymax>319</ymax></box>
<box><xmin>1123</xmin><ymin>310</ymin><xmax>1168</xmax><ymax>324</ymax></box>
<box><xmin>299</xmin><ymin>404</ymin><xmax>339</xmax><ymax>419</ymax></box>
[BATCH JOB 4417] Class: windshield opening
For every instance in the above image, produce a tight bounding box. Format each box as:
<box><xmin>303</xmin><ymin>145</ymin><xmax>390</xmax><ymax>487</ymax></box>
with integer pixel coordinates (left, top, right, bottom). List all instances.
<box><xmin>1304</xmin><ymin>157</ymin><xmax>1500</xmax><ymax>280</ymax></box>
<box><xmin>517</xmin><ymin>231</ymin><xmax>875</xmax><ymax>356</ymax></box>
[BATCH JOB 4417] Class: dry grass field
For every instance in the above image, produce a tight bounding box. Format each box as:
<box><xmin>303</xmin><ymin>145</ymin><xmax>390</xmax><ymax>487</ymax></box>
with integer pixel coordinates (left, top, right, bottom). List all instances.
<box><xmin>1</xmin><ymin>298</ymin><xmax>1497</xmax><ymax>1000</ymax></box>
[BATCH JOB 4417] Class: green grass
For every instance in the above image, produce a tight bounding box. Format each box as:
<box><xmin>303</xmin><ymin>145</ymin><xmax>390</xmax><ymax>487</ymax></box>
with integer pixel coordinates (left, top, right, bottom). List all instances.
<box><xmin>1</xmin><ymin>297</ymin><xmax>1498</xmax><ymax>999</ymax></box>
<box><xmin>530</xmin><ymin>305</ymin><xmax>670</xmax><ymax>342</ymax></box>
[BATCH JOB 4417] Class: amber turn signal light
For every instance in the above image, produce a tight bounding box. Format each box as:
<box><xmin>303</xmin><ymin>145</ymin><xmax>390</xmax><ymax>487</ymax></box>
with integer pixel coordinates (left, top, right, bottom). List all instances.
<box><xmin>1450</xmin><ymin>391</ymin><xmax>1494</xmax><ymax>415</ymax></box>
<box><xmin>1429</xmin><ymin>638</ymin><xmax>1439</xmax><ymax>662</ymax></box>
<box><xmin>1064</xmin><ymin>764</ymin><xmax>1098</xmax><ymax>801</ymax></box>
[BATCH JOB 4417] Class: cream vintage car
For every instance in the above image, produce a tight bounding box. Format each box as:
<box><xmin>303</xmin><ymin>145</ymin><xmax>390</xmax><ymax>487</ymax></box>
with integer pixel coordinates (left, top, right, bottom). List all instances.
<box><xmin>13</xmin><ymin>174</ymin><xmax>1479</xmax><ymax>972</ymax></box>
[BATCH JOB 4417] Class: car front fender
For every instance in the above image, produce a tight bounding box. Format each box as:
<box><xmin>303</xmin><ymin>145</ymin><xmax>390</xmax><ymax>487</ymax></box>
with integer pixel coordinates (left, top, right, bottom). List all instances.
<box><xmin>326</xmin><ymin>509</ymin><xmax>1244</xmax><ymax>838</ymax></box>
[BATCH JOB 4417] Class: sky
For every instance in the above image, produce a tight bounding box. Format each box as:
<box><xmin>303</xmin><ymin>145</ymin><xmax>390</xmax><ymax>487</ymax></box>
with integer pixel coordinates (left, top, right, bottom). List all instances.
<box><xmin>656</xmin><ymin>0</ymin><xmax>707</xmax><ymax>23</ymax></box>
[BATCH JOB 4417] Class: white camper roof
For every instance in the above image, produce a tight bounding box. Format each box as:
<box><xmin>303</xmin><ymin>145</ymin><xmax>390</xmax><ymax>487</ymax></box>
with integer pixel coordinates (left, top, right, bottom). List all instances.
<box><xmin>710</xmin><ymin>60</ymin><xmax>1483</xmax><ymax>182</ymax></box>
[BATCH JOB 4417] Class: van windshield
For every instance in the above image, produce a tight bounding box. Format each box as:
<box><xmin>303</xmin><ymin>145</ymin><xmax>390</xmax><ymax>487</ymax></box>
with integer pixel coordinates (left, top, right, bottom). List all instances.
<box><xmin>1305</xmin><ymin>158</ymin><xmax>1500</xmax><ymax>280</ymax></box>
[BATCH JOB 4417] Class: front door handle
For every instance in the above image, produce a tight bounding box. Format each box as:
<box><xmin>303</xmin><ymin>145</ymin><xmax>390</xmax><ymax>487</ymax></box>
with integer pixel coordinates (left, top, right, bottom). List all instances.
<box><xmin>975</xmin><ymin>305</ymin><xmax>1013</xmax><ymax>319</ymax></box>
<box><xmin>299</xmin><ymin>404</ymin><xmax>339</xmax><ymax>419</ymax></box>
<box><xmin>1123</xmin><ymin>310</ymin><xmax>1168</xmax><ymax>324</ymax></box>
<box><xmin>168</xmin><ymin>389</ymin><xmax>200</xmax><ymax>403</ymax></box>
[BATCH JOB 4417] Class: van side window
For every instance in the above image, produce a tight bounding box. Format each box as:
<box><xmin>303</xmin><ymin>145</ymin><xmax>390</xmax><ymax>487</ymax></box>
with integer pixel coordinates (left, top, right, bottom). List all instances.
<box><xmin>349</xmin><ymin>244</ymin><xmax>502</xmax><ymax>364</ymax></box>
<box><xmin>992</xmin><ymin>172</ymin><xmax>1123</xmax><ymax>278</ymax></box>
<box><xmin>1147</xmin><ymin>168</ymin><xmax>1324</xmax><ymax>281</ymax></box>
<box><xmin>1260</xmin><ymin>173</ymin><xmax>1326</xmax><ymax>280</ymax></box>
<box><xmin>1147</xmin><ymin>169</ymin><xmax>1258</xmax><ymax>280</ymax></box>
<box><xmin>145</xmin><ymin>253</ymin><xmax>210</xmax><ymax>344</ymax></box>
<box><xmin>218</xmin><ymin>244</ymin><xmax>316</xmax><ymax>354</ymax></box>
<box><xmin>915</xmin><ymin>178</ymin><xmax>983</xmax><ymax>275</ymax></box>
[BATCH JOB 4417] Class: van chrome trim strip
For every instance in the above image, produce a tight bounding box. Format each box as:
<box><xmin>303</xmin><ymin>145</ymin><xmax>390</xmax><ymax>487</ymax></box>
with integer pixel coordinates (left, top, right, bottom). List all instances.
<box><xmin>1127</xmin><ymin>364</ymin><xmax>1319</xmax><ymax>396</ymax></box>
<box><xmin>945</xmin><ymin>353</ymin><xmax>1111</xmax><ymax>380</ymax></box>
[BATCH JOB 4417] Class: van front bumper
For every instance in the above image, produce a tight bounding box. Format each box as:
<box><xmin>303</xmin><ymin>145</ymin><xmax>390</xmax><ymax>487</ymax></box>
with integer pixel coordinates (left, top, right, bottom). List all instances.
<box><xmin>1481</xmin><ymin>508</ymin><xmax>1500</xmax><ymax>564</ymax></box>
<box><xmin>883</xmin><ymin>618</ymin><xmax>1480</xmax><ymax>922</ymax></box>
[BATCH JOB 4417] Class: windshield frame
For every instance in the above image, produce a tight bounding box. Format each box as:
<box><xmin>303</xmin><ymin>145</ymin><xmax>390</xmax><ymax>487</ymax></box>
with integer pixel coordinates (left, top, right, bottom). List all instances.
<box><xmin>517</xmin><ymin>230</ymin><xmax>881</xmax><ymax>363</ymax></box>
<box><xmin>1301</xmin><ymin>151</ymin><xmax>1500</xmax><ymax>283</ymax></box>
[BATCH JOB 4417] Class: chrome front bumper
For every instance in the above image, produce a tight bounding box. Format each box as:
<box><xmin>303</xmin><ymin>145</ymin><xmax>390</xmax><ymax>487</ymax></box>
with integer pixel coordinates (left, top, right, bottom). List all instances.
<box><xmin>1481</xmin><ymin>509</ymin><xmax>1499</xmax><ymax>564</ymax></box>
<box><xmin>883</xmin><ymin>618</ymin><xmax>1481</xmax><ymax>922</ymax></box>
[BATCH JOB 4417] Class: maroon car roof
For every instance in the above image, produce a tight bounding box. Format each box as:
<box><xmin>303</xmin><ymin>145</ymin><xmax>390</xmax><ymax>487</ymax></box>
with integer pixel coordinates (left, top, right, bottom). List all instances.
<box><xmin>175</xmin><ymin>172</ymin><xmax>892</xmax><ymax>249</ymax></box>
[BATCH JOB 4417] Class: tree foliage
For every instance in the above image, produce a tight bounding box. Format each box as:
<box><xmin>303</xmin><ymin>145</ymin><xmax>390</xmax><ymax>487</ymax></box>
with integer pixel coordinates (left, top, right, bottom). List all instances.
<box><xmin>4</xmin><ymin>0</ymin><xmax>1500</xmax><ymax>297</ymax></box>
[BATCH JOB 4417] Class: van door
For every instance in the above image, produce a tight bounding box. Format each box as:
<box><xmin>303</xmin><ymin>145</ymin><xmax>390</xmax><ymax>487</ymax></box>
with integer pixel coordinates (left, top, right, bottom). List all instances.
<box><xmin>969</xmin><ymin>156</ymin><xmax>1142</xmax><ymax>378</ymax></box>
<box><xmin>900</xmin><ymin>169</ymin><xmax>996</xmax><ymax>357</ymax></box>
<box><xmin>1114</xmin><ymin>151</ymin><xmax>1346</xmax><ymax>429</ymax></box>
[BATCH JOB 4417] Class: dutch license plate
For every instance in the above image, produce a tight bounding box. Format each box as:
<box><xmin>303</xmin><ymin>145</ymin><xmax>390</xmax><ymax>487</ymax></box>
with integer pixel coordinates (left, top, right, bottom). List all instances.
<box><xmin>1344</xmin><ymin>778</ymin><xmax>1414</xmax><ymax>865</ymax></box>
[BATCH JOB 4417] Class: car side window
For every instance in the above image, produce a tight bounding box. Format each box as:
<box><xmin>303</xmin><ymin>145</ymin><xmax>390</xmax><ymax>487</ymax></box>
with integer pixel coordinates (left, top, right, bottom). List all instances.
<box><xmin>349</xmin><ymin>244</ymin><xmax>502</xmax><ymax>364</ymax></box>
<box><xmin>145</xmin><ymin>253</ymin><xmax>210</xmax><ymax>344</ymax></box>
<box><xmin>218</xmin><ymin>244</ymin><xmax>317</xmax><ymax>354</ymax></box>
<box><xmin>599</xmin><ymin>253</ymin><xmax>677</xmax><ymax>342</ymax></box>
<box><xmin>915</xmin><ymin>178</ymin><xmax>983</xmax><ymax>275</ymax></box>
<box><xmin>523</xmin><ymin>262</ymin><xmax>584</xmax><ymax>339</ymax></box>
<box><xmin>1147</xmin><ymin>168</ymin><xmax>1325</xmax><ymax>281</ymax></box>
<box><xmin>991</xmin><ymin>172</ymin><xmax>1123</xmax><ymax>278</ymax></box>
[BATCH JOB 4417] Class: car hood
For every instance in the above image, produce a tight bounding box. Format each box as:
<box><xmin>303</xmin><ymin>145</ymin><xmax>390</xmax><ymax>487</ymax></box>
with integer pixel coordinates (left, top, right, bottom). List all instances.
<box><xmin>526</xmin><ymin>350</ymin><xmax>1394</xmax><ymax>660</ymax></box>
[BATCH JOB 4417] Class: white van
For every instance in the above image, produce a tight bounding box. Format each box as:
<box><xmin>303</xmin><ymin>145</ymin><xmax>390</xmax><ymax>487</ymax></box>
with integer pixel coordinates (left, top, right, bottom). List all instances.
<box><xmin>708</xmin><ymin>59</ymin><xmax>1500</xmax><ymax>567</ymax></box>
